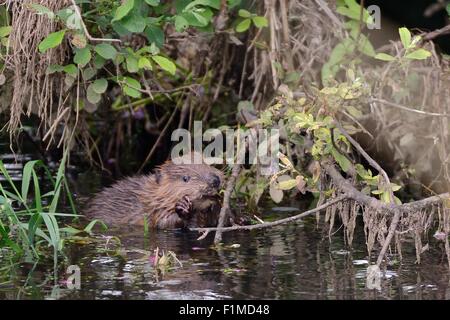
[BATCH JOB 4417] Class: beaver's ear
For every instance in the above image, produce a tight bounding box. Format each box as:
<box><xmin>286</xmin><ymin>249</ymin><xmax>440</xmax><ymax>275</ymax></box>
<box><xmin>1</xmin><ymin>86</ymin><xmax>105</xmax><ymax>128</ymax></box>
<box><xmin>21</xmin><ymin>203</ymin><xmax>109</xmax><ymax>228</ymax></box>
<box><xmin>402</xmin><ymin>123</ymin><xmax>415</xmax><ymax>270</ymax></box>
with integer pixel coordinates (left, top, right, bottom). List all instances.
<box><xmin>154</xmin><ymin>168</ymin><xmax>162</xmax><ymax>184</ymax></box>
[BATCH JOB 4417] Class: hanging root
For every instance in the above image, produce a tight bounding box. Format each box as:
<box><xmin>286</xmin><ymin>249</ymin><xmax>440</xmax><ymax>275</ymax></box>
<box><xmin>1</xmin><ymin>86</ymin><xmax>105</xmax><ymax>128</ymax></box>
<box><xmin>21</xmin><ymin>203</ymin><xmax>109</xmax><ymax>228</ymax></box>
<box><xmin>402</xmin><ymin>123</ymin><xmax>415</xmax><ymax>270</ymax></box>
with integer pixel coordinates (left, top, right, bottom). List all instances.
<box><xmin>6</xmin><ymin>0</ymin><xmax>71</xmax><ymax>147</ymax></box>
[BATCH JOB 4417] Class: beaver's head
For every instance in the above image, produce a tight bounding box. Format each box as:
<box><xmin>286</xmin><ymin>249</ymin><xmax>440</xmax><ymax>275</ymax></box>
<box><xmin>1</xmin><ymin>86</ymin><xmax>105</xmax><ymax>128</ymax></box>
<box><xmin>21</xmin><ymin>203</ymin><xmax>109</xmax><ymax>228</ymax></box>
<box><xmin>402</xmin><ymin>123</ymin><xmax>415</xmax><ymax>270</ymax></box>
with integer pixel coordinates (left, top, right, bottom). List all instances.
<box><xmin>154</xmin><ymin>161</ymin><xmax>224</xmax><ymax>200</ymax></box>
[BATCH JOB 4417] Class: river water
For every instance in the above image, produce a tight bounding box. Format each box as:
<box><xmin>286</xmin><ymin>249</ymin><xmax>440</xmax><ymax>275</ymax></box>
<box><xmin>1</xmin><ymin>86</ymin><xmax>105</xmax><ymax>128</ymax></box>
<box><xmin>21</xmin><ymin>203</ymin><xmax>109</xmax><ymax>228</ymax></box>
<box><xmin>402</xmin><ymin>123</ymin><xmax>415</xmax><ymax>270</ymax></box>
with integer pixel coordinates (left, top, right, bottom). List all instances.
<box><xmin>0</xmin><ymin>148</ymin><xmax>449</xmax><ymax>300</ymax></box>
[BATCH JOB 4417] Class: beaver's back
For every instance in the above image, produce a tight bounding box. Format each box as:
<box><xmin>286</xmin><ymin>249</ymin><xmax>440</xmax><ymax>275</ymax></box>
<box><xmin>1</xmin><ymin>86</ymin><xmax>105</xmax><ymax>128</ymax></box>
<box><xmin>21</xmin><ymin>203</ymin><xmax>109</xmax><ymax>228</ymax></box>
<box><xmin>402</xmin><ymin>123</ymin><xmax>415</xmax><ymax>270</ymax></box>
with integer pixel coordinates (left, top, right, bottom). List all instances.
<box><xmin>84</xmin><ymin>175</ymin><xmax>150</xmax><ymax>225</ymax></box>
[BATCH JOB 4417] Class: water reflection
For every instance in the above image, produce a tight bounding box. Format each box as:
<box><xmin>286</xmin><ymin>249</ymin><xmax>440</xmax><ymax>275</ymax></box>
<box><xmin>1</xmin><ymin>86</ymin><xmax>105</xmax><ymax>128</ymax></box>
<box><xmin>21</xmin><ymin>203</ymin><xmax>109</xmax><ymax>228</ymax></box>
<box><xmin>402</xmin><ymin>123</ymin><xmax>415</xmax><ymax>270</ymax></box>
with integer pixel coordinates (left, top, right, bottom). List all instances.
<box><xmin>1</xmin><ymin>217</ymin><xmax>449</xmax><ymax>300</ymax></box>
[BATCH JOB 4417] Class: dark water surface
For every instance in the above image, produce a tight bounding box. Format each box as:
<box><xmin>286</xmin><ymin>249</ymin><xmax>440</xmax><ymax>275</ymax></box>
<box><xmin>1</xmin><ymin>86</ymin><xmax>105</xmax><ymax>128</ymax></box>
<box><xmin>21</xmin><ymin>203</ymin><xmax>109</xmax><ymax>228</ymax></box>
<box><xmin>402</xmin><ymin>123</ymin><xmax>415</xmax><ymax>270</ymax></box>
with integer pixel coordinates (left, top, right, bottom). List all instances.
<box><xmin>1</xmin><ymin>148</ymin><xmax>450</xmax><ymax>300</ymax></box>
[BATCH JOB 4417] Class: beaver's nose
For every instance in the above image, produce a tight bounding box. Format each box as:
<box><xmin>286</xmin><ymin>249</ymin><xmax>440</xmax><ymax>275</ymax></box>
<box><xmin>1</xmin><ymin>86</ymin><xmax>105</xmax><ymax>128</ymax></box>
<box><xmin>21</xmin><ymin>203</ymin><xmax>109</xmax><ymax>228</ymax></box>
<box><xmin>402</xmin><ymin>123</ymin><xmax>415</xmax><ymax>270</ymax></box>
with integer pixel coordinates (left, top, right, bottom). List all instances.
<box><xmin>209</xmin><ymin>174</ymin><xmax>221</xmax><ymax>189</ymax></box>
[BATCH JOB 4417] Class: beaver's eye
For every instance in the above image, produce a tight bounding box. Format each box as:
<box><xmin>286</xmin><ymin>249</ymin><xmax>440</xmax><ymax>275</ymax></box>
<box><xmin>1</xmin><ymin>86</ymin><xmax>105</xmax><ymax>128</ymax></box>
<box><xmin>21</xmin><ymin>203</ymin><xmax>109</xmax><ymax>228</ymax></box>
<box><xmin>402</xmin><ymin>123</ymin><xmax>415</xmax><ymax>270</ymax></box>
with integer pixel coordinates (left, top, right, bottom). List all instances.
<box><xmin>182</xmin><ymin>175</ymin><xmax>190</xmax><ymax>182</ymax></box>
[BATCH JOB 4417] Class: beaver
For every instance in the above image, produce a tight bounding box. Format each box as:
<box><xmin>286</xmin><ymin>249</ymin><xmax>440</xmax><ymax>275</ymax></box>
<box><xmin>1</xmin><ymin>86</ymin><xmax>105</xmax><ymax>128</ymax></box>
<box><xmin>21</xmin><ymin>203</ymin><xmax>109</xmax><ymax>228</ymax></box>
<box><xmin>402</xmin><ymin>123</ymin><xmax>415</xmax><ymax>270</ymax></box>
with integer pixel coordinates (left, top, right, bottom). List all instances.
<box><xmin>84</xmin><ymin>155</ymin><xmax>225</xmax><ymax>229</ymax></box>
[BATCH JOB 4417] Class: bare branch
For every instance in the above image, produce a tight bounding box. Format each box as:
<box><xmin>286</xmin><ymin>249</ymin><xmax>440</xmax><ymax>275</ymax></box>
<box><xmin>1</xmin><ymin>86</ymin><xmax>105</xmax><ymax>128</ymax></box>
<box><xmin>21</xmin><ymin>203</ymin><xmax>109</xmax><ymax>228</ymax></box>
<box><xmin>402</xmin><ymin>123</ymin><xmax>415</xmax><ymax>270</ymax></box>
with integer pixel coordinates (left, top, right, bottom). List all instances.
<box><xmin>70</xmin><ymin>0</ymin><xmax>121</xmax><ymax>43</ymax></box>
<box><xmin>192</xmin><ymin>195</ymin><xmax>347</xmax><ymax>234</ymax></box>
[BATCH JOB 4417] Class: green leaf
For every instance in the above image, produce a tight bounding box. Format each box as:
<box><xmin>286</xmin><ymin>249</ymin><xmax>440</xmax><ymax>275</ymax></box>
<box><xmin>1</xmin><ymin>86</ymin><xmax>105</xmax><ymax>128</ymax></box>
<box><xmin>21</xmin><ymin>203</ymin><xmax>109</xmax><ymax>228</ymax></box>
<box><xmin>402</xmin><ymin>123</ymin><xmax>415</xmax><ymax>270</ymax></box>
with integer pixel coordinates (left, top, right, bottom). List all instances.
<box><xmin>144</xmin><ymin>0</ymin><xmax>160</xmax><ymax>5</ymax></box>
<box><xmin>91</xmin><ymin>78</ymin><xmax>108</xmax><ymax>94</ymax></box>
<box><xmin>63</xmin><ymin>64</ymin><xmax>78</xmax><ymax>76</ymax></box>
<box><xmin>331</xmin><ymin>148</ymin><xmax>352</xmax><ymax>172</ymax></box>
<box><xmin>277</xmin><ymin>179</ymin><xmax>298</xmax><ymax>190</ymax></box>
<box><xmin>0</xmin><ymin>26</ymin><xmax>12</xmax><ymax>38</ymax></box>
<box><xmin>236</xmin><ymin>18</ymin><xmax>251</xmax><ymax>33</ymax></box>
<box><xmin>238</xmin><ymin>9</ymin><xmax>252</xmax><ymax>18</ymax></box>
<box><xmin>27</xmin><ymin>3</ymin><xmax>55</xmax><ymax>19</ymax></box>
<box><xmin>184</xmin><ymin>0</ymin><xmax>220</xmax><ymax>11</ymax></box>
<box><xmin>66</xmin><ymin>11</ymin><xmax>82</xmax><ymax>30</ymax></box>
<box><xmin>123</xmin><ymin>85</ymin><xmax>141</xmax><ymax>98</ymax></box>
<box><xmin>126</xmin><ymin>55</ymin><xmax>139</xmax><ymax>73</ymax></box>
<box><xmin>145</xmin><ymin>25</ymin><xmax>165</xmax><ymax>48</ymax></box>
<box><xmin>152</xmin><ymin>55</ymin><xmax>176</xmax><ymax>75</ymax></box>
<box><xmin>121</xmin><ymin>14</ymin><xmax>147</xmax><ymax>33</ymax></box>
<box><xmin>82</xmin><ymin>67</ymin><xmax>97</xmax><ymax>81</ymax></box>
<box><xmin>21</xmin><ymin>160</ymin><xmax>40</xmax><ymax>203</ymax></box>
<box><xmin>399</xmin><ymin>27</ymin><xmax>411</xmax><ymax>48</ymax></box>
<box><xmin>124</xmin><ymin>76</ymin><xmax>142</xmax><ymax>90</ymax></box>
<box><xmin>86</xmin><ymin>85</ymin><xmax>101</xmax><ymax>104</ymax></box>
<box><xmin>138</xmin><ymin>57</ymin><xmax>153</xmax><ymax>70</ymax></box>
<box><xmin>374</xmin><ymin>52</ymin><xmax>396</xmax><ymax>61</ymax></box>
<box><xmin>94</xmin><ymin>43</ymin><xmax>117</xmax><ymax>60</ymax></box>
<box><xmin>38</xmin><ymin>30</ymin><xmax>66</xmax><ymax>53</ymax></box>
<box><xmin>46</xmin><ymin>64</ymin><xmax>64</xmax><ymax>74</ymax></box>
<box><xmin>191</xmin><ymin>11</ymin><xmax>208</xmax><ymax>26</ymax></box>
<box><xmin>175</xmin><ymin>15</ymin><xmax>189</xmax><ymax>32</ymax></box>
<box><xmin>74</xmin><ymin>47</ymin><xmax>91</xmax><ymax>67</ymax></box>
<box><xmin>405</xmin><ymin>48</ymin><xmax>432</xmax><ymax>60</ymax></box>
<box><xmin>381</xmin><ymin>191</ymin><xmax>391</xmax><ymax>203</ymax></box>
<box><xmin>93</xmin><ymin>55</ymin><xmax>106</xmax><ymax>69</ymax></box>
<box><xmin>252</xmin><ymin>16</ymin><xmax>268</xmax><ymax>28</ymax></box>
<box><xmin>112</xmin><ymin>0</ymin><xmax>134</xmax><ymax>22</ymax></box>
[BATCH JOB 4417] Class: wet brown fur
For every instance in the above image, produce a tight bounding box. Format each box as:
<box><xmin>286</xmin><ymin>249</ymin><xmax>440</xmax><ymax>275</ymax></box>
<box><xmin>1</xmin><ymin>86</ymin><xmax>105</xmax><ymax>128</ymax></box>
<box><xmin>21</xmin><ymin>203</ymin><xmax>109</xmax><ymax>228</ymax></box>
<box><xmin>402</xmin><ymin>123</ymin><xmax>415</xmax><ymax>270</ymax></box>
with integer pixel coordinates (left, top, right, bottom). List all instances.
<box><xmin>84</xmin><ymin>160</ymin><xmax>225</xmax><ymax>229</ymax></box>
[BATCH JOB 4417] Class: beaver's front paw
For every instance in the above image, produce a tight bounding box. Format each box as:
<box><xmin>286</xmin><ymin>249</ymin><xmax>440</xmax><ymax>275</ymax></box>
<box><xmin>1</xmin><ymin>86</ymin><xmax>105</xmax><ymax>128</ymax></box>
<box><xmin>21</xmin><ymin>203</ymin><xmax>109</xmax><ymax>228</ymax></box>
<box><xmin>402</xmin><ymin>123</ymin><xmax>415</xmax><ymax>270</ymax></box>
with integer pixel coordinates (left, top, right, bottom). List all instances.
<box><xmin>175</xmin><ymin>195</ymin><xmax>192</xmax><ymax>219</ymax></box>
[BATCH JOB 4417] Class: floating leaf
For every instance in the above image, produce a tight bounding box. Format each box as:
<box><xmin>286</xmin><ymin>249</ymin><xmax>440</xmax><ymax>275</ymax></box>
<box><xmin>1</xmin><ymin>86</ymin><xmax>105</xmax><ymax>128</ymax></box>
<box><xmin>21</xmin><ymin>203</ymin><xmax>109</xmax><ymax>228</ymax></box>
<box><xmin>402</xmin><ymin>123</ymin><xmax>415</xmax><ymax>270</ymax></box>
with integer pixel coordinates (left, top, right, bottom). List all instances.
<box><xmin>152</xmin><ymin>55</ymin><xmax>176</xmax><ymax>75</ymax></box>
<box><xmin>38</xmin><ymin>30</ymin><xmax>66</xmax><ymax>53</ymax></box>
<box><xmin>94</xmin><ymin>43</ymin><xmax>117</xmax><ymax>60</ymax></box>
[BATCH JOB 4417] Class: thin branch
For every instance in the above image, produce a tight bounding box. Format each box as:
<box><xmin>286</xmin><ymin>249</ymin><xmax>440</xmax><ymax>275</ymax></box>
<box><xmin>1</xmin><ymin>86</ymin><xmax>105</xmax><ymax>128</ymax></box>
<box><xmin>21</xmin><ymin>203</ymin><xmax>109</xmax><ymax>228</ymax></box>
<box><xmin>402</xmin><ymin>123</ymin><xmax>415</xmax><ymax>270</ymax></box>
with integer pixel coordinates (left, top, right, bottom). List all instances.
<box><xmin>213</xmin><ymin>163</ymin><xmax>241</xmax><ymax>244</ymax></box>
<box><xmin>371</xmin><ymin>98</ymin><xmax>450</xmax><ymax>118</ymax></box>
<box><xmin>333</xmin><ymin>120</ymin><xmax>395</xmax><ymax>203</ymax></box>
<box><xmin>422</xmin><ymin>24</ymin><xmax>450</xmax><ymax>41</ymax></box>
<box><xmin>137</xmin><ymin>103</ymin><xmax>179</xmax><ymax>173</ymax></box>
<box><xmin>70</xmin><ymin>0</ymin><xmax>121</xmax><ymax>43</ymax></box>
<box><xmin>191</xmin><ymin>195</ymin><xmax>347</xmax><ymax>233</ymax></box>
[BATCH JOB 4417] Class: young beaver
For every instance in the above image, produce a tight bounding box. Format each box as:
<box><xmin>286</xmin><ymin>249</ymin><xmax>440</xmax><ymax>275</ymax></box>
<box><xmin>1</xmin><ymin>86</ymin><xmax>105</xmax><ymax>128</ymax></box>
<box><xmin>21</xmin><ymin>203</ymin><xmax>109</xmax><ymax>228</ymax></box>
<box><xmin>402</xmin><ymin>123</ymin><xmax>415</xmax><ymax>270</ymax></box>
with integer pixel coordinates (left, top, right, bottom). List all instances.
<box><xmin>84</xmin><ymin>157</ymin><xmax>225</xmax><ymax>229</ymax></box>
